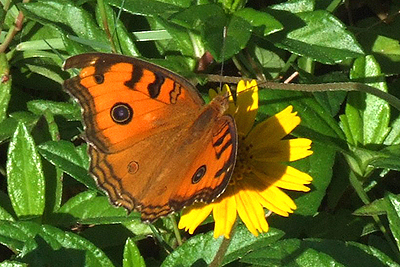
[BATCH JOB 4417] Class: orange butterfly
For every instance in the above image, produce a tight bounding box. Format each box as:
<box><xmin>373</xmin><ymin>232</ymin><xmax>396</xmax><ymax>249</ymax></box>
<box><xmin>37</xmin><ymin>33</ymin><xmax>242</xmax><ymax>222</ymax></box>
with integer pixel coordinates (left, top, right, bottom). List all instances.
<box><xmin>63</xmin><ymin>53</ymin><xmax>237</xmax><ymax>222</ymax></box>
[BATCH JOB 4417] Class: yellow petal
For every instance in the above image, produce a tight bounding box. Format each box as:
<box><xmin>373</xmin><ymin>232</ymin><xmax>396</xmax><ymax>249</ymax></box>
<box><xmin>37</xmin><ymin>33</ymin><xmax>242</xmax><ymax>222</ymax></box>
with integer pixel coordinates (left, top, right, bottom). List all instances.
<box><xmin>257</xmin><ymin>179</ymin><xmax>297</xmax><ymax>210</ymax></box>
<box><xmin>234</xmin><ymin>80</ymin><xmax>258</xmax><ymax>136</ymax></box>
<box><xmin>271</xmin><ymin>175</ymin><xmax>312</xmax><ymax>191</ymax></box>
<box><xmin>260</xmin><ymin>185</ymin><xmax>297</xmax><ymax>214</ymax></box>
<box><xmin>213</xmin><ymin>186</ymin><xmax>237</xmax><ymax>238</ymax></box>
<box><xmin>252</xmin><ymin>161</ymin><xmax>312</xmax><ymax>186</ymax></box>
<box><xmin>252</xmin><ymin>138</ymin><xmax>313</xmax><ymax>162</ymax></box>
<box><xmin>246</xmin><ymin>106</ymin><xmax>300</xmax><ymax>150</ymax></box>
<box><xmin>178</xmin><ymin>202</ymin><xmax>213</xmax><ymax>234</ymax></box>
<box><xmin>245</xmin><ymin>173</ymin><xmax>296</xmax><ymax>216</ymax></box>
<box><xmin>235</xmin><ymin>182</ymin><xmax>269</xmax><ymax>236</ymax></box>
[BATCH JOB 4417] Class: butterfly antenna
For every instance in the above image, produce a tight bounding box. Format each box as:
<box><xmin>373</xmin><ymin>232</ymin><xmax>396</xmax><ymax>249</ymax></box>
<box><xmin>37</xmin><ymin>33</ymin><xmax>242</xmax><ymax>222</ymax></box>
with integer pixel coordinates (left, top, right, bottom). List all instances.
<box><xmin>44</xmin><ymin>39</ymin><xmax>79</xmax><ymax>75</ymax></box>
<box><xmin>219</xmin><ymin>26</ymin><xmax>227</xmax><ymax>91</ymax></box>
<box><xmin>44</xmin><ymin>39</ymin><xmax>63</xmax><ymax>59</ymax></box>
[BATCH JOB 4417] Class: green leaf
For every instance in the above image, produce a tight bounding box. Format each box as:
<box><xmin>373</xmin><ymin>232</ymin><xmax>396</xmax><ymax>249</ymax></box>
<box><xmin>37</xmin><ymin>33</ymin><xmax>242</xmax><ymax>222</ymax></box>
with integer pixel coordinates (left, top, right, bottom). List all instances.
<box><xmin>252</xmin><ymin>45</ymin><xmax>285</xmax><ymax>79</ymax></box>
<box><xmin>342</xmin><ymin>55</ymin><xmax>390</xmax><ymax>146</ymax></box>
<box><xmin>297</xmin><ymin>71</ymin><xmax>349</xmax><ymax>116</ymax></box>
<box><xmin>356</xmin><ymin>16</ymin><xmax>400</xmax><ymax>75</ymax></box>
<box><xmin>385</xmin><ymin>193</ymin><xmax>400</xmax><ymax>251</ymax></box>
<box><xmin>234</xmin><ymin>8</ymin><xmax>283</xmax><ymax>36</ymax></box>
<box><xmin>0</xmin><ymin>191</ymin><xmax>16</xmax><ymax>221</ymax></box>
<box><xmin>123</xmin><ymin>220</ymin><xmax>153</xmax><ymax>239</ymax></box>
<box><xmin>162</xmin><ymin>225</ymin><xmax>284</xmax><ymax>266</ymax></box>
<box><xmin>0</xmin><ymin>221</ymin><xmax>41</xmax><ymax>252</ymax></box>
<box><xmin>266</xmin><ymin>10</ymin><xmax>364</xmax><ymax>64</ymax></box>
<box><xmin>171</xmin><ymin>4</ymin><xmax>255</xmax><ymax>61</ymax></box>
<box><xmin>54</xmin><ymin>191</ymin><xmax>140</xmax><ymax>226</ymax></box>
<box><xmin>155</xmin><ymin>16</ymin><xmax>197</xmax><ymax>57</ymax></box>
<box><xmin>220</xmin><ymin>14</ymin><xmax>252</xmax><ymax>61</ymax></box>
<box><xmin>384</xmin><ymin>115</ymin><xmax>400</xmax><ymax>145</ymax></box>
<box><xmin>170</xmin><ymin>4</ymin><xmax>228</xmax><ymax>61</ymax></box>
<box><xmin>0</xmin><ymin>261</ymin><xmax>27</xmax><ymax>267</ymax></box>
<box><xmin>223</xmin><ymin>227</ymin><xmax>284</xmax><ymax>265</ymax></box>
<box><xmin>313</xmin><ymin>91</ymin><xmax>347</xmax><ymax>116</ymax></box>
<box><xmin>368</xmin><ymin>145</ymin><xmax>400</xmax><ymax>171</ymax></box>
<box><xmin>107</xmin><ymin>0</ymin><xmax>182</xmax><ymax>17</ymax></box>
<box><xmin>6</xmin><ymin>122</ymin><xmax>45</xmax><ymax>217</ymax></box>
<box><xmin>27</xmin><ymin>100</ymin><xmax>81</xmax><ymax>120</ymax></box>
<box><xmin>20</xmin><ymin>0</ymin><xmax>110</xmax><ymax>53</ymax></box>
<box><xmin>15</xmin><ymin>38</ymin><xmax>65</xmax><ymax>51</ymax></box>
<box><xmin>0</xmin><ymin>112</ymin><xmax>39</xmax><ymax>143</ymax></box>
<box><xmin>23</xmin><ymin>63</ymin><xmax>64</xmax><ymax>84</ymax></box>
<box><xmin>353</xmin><ymin>197</ymin><xmax>388</xmax><ymax>216</ymax></box>
<box><xmin>241</xmin><ymin>238</ymin><xmax>398</xmax><ymax>267</ymax></box>
<box><xmin>341</xmin><ymin>55</ymin><xmax>390</xmax><ymax>148</ymax></box>
<box><xmin>304</xmin><ymin>210</ymin><xmax>365</xmax><ymax>240</ymax></box>
<box><xmin>95</xmin><ymin>4</ymin><xmax>140</xmax><ymax>56</ymax></box>
<box><xmin>123</xmin><ymin>238</ymin><xmax>146</xmax><ymax>267</ymax></box>
<box><xmin>38</xmin><ymin>141</ymin><xmax>97</xmax><ymax>190</ymax></box>
<box><xmin>20</xmin><ymin>224</ymin><xmax>115</xmax><ymax>266</ymax></box>
<box><xmin>325</xmin><ymin>154</ymin><xmax>351</xmax><ymax>210</ymax></box>
<box><xmin>0</xmin><ymin>53</ymin><xmax>11</xmax><ymax>123</ymax></box>
<box><xmin>271</xmin><ymin>0</ymin><xmax>315</xmax><ymax>13</ymax></box>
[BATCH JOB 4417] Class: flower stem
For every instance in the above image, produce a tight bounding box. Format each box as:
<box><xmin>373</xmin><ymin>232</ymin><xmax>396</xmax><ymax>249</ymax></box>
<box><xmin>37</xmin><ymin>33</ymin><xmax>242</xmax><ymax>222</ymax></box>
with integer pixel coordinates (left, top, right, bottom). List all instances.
<box><xmin>209</xmin><ymin>220</ymin><xmax>237</xmax><ymax>267</ymax></box>
<box><xmin>170</xmin><ymin>215</ymin><xmax>182</xmax><ymax>246</ymax></box>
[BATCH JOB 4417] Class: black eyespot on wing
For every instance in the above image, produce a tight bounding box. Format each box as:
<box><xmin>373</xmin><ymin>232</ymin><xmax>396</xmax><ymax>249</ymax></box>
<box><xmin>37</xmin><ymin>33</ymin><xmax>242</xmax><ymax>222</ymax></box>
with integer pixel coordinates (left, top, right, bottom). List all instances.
<box><xmin>94</xmin><ymin>74</ymin><xmax>104</xmax><ymax>84</ymax></box>
<box><xmin>192</xmin><ymin>165</ymin><xmax>207</xmax><ymax>184</ymax></box>
<box><xmin>111</xmin><ymin>103</ymin><xmax>133</xmax><ymax>125</ymax></box>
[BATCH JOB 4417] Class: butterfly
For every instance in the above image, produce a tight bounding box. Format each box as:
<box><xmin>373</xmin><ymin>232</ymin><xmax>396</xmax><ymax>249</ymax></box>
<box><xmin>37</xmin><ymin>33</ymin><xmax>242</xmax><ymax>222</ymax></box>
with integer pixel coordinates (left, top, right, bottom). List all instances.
<box><xmin>63</xmin><ymin>53</ymin><xmax>238</xmax><ymax>222</ymax></box>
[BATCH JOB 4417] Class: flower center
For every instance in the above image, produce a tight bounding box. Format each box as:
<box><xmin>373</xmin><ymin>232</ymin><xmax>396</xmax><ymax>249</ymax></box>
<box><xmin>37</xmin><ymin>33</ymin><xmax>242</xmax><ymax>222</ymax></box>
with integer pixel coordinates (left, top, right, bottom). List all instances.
<box><xmin>230</xmin><ymin>136</ymin><xmax>253</xmax><ymax>185</ymax></box>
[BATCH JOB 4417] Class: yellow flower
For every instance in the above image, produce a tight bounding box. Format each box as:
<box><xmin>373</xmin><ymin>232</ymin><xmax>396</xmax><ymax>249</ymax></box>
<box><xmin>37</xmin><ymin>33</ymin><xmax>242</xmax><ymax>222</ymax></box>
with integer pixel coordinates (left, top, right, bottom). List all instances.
<box><xmin>178</xmin><ymin>80</ymin><xmax>313</xmax><ymax>238</ymax></box>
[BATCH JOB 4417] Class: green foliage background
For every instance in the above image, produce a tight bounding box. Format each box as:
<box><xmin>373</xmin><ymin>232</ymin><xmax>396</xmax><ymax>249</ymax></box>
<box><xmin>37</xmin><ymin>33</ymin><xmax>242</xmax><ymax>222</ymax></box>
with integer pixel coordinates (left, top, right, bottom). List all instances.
<box><xmin>1</xmin><ymin>0</ymin><xmax>400</xmax><ymax>266</ymax></box>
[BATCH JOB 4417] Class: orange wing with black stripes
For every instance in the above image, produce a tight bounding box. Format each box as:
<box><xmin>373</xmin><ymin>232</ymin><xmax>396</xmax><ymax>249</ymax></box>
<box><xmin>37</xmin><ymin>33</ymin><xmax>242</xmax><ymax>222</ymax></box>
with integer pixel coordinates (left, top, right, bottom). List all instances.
<box><xmin>63</xmin><ymin>53</ymin><xmax>237</xmax><ymax>222</ymax></box>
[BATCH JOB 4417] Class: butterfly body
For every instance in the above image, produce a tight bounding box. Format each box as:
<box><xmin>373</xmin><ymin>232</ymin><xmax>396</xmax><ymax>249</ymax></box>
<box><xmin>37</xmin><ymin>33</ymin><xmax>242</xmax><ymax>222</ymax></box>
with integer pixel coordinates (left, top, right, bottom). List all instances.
<box><xmin>63</xmin><ymin>53</ymin><xmax>237</xmax><ymax>222</ymax></box>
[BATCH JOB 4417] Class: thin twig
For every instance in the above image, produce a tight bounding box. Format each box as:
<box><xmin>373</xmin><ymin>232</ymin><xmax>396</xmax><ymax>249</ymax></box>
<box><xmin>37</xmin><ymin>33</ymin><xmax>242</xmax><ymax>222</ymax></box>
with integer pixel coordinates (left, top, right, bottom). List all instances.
<box><xmin>0</xmin><ymin>0</ymin><xmax>29</xmax><ymax>53</ymax></box>
<box><xmin>205</xmin><ymin>75</ymin><xmax>400</xmax><ymax>112</ymax></box>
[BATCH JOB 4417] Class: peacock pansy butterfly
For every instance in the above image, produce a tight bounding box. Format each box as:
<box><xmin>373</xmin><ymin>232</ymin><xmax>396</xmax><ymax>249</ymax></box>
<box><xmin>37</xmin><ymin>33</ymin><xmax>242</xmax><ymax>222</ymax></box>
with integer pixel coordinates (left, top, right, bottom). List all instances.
<box><xmin>63</xmin><ymin>53</ymin><xmax>237</xmax><ymax>222</ymax></box>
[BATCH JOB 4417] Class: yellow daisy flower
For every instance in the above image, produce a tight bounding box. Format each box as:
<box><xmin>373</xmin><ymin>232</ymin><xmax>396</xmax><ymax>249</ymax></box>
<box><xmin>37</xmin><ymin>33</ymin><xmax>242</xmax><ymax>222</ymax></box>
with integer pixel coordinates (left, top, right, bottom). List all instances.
<box><xmin>178</xmin><ymin>80</ymin><xmax>313</xmax><ymax>238</ymax></box>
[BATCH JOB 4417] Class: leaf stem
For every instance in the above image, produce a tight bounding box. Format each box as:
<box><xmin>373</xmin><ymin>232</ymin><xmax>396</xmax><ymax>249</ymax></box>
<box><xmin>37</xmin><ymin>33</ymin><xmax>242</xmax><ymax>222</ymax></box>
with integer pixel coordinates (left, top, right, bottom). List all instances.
<box><xmin>209</xmin><ymin>220</ymin><xmax>237</xmax><ymax>267</ymax></box>
<box><xmin>170</xmin><ymin>215</ymin><xmax>182</xmax><ymax>246</ymax></box>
